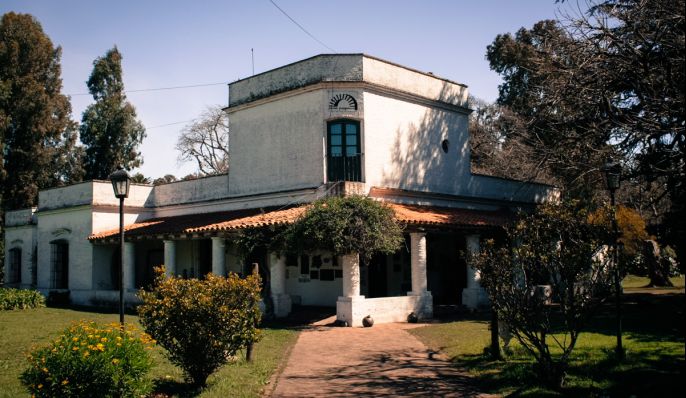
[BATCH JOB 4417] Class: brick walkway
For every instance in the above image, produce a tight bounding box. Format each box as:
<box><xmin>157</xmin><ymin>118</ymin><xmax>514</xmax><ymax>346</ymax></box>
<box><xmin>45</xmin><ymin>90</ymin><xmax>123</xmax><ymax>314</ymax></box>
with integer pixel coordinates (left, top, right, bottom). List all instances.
<box><xmin>267</xmin><ymin>319</ymin><xmax>489</xmax><ymax>397</ymax></box>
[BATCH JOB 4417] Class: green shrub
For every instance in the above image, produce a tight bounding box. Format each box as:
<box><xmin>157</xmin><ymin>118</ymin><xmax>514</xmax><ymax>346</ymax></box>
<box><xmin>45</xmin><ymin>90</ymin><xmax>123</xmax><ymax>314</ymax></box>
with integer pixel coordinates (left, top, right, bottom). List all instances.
<box><xmin>0</xmin><ymin>287</ymin><xmax>45</xmax><ymax>310</ymax></box>
<box><xmin>20</xmin><ymin>321</ymin><xmax>154</xmax><ymax>397</ymax></box>
<box><xmin>138</xmin><ymin>267</ymin><xmax>262</xmax><ymax>387</ymax></box>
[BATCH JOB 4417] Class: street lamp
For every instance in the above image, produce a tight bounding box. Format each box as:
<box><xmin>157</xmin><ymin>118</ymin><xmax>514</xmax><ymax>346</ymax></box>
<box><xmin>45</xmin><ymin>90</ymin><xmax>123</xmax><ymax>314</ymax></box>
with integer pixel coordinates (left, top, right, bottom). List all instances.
<box><xmin>602</xmin><ymin>157</ymin><xmax>623</xmax><ymax>360</ymax></box>
<box><xmin>109</xmin><ymin>166</ymin><xmax>130</xmax><ymax>325</ymax></box>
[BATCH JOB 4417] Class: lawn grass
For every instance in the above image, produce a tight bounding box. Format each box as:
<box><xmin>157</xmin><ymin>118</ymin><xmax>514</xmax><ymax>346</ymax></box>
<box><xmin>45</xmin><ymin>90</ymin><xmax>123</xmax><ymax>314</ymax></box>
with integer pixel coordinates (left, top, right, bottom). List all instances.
<box><xmin>411</xmin><ymin>281</ymin><xmax>685</xmax><ymax>397</ymax></box>
<box><xmin>0</xmin><ymin>307</ymin><xmax>298</xmax><ymax>398</ymax></box>
<box><xmin>622</xmin><ymin>274</ymin><xmax>685</xmax><ymax>290</ymax></box>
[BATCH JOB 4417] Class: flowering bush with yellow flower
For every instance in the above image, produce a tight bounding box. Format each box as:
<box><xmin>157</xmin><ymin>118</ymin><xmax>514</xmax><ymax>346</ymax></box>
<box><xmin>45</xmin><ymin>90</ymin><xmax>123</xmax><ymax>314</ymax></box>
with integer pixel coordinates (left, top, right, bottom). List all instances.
<box><xmin>20</xmin><ymin>321</ymin><xmax>154</xmax><ymax>397</ymax></box>
<box><xmin>138</xmin><ymin>266</ymin><xmax>262</xmax><ymax>387</ymax></box>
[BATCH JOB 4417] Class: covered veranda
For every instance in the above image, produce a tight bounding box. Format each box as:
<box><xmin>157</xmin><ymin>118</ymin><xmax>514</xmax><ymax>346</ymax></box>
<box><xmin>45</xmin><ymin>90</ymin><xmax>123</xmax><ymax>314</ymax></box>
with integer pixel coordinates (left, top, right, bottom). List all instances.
<box><xmin>89</xmin><ymin>202</ymin><xmax>509</xmax><ymax>325</ymax></box>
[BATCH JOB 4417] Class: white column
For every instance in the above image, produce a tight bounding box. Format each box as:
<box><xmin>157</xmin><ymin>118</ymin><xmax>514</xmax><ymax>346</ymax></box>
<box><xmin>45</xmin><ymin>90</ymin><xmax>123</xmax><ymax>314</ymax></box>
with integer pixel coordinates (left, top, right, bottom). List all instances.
<box><xmin>410</xmin><ymin>232</ymin><xmax>428</xmax><ymax>295</ymax></box>
<box><xmin>211</xmin><ymin>237</ymin><xmax>226</xmax><ymax>276</ymax></box>
<box><xmin>269</xmin><ymin>253</ymin><xmax>291</xmax><ymax>317</ymax></box>
<box><xmin>124</xmin><ymin>242</ymin><xmax>136</xmax><ymax>290</ymax></box>
<box><xmin>163</xmin><ymin>240</ymin><xmax>176</xmax><ymax>276</ymax></box>
<box><xmin>336</xmin><ymin>253</ymin><xmax>365</xmax><ymax>326</ymax></box>
<box><xmin>409</xmin><ymin>232</ymin><xmax>433</xmax><ymax>320</ymax></box>
<box><xmin>462</xmin><ymin>234</ymin><xmax>489</xmax><ymax>309</ymax></box>
<box><xmin>341</xmin><ymin>253</ymin><xmax>361</xmax><ymax>297</ymax></box>
<box><xmin>466</xmin><ymin>234</ymin><xmax>480</xmax><ymax>289</ymax></box>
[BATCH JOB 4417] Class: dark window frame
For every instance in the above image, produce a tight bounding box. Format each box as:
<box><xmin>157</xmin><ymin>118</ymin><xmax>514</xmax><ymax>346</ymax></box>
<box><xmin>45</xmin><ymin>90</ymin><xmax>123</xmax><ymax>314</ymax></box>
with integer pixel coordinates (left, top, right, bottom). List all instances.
<box><xmin>50</xmin><ymin>240</ymin><xmax>69</xmax><ymax>289</ymax></box>
<box><xmin>327</xmin><ymin>119</ymin><xmax>363</xmax><ymax>182</ymax></box>
<box><xmin>7</xmin><ymin>248</ymin><xmax>21</xmax><ymax>284</ymax></box>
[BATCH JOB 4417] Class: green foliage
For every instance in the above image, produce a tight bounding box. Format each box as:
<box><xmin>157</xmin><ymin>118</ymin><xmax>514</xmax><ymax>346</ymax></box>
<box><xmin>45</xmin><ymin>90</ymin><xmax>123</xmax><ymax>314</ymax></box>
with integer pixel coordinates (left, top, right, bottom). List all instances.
<box><xmin>0</xmin><ymin>12</ymin><xmax>82</xmax><ymax>209</ymax></box>
<box><xmin>286</xmin><ymin>195</ymin><xmax>404</xmax><ymax>262</ymax></box>
<box><xmin>80</xmin><ymin>47</ymin><xmax>146</xmax><ymax>180</ymax></box>
<box><xmin>20</xmin><ymin>321</ymin><xmax>154</xmax><ymax>398</ymax></box>
<box><xmin>137</xmin><ymin>267</ymin><xmax>262</xmax><ymax>387</ymax></box>
<box><xmin>234</xmin><ymin>225</ymin><xmax>288</xmax><ymax>259</ymax></box>
<box><xmin>0</xmin><ymin>287</ymin><xmax>45</xmax><ymax>310</ymax></box>
<box><xmin>473</xmin><ymin>201</ymin><xmax>614</xmax><ymax>389</ymax></box>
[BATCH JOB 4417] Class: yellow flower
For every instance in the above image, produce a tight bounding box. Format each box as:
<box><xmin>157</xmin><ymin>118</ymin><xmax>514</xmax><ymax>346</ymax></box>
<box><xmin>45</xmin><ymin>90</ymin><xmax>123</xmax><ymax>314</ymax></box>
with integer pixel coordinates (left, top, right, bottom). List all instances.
<box><xmin>116</xmin><ymin>336</ymin><xmax>122</xmax><ymax>341</ymax></box>
<box><xmin>83</xmin><ymin>351</ymin><xmax>90</xmax><ymax>358</ymax></box>
<box><xmin>37</xmin><ymin>384</ymin><xmax>43</xmax><ymax>389</ymax></box>
<box><xmin>116</xmin><ymin>343</ymin><xmax>122</xmax><ymax>347</ymax></box>
<box><xmin>72</xmin><ymin>337</ymin><xmax>79</xmax><ymax>342</ymax></box>
<box><xmin>112</xmin><ymin>358</ymin><xmax>120</xmax><ymax>364</ymax></box>
<box><xmin>42</xmin><ymin>367</ymin><xmax>48</xmax><ymax>373</ymax></box>
<box><xmin>100</xmin><ymin>337</ymin><xmax>108</xmax><ymax>343</ymax></box>
<box><xmin>96</xmin><ymin>343</ymin><xmax>105</xmax><ymax>351</ymax></box>
<box><xmin>41</xmin><ymin>358</ymin><xmax>45</xmax><ymax>363</ymax></box>
<box><xmin>62</xmin><ymin>379</ymin><xmax>69</xmax><ymax>385</ymax></box>
<box><xmin>72</xmin><ymin>346</ymin><xmax>79</xmax><ymax>351</ymax></box>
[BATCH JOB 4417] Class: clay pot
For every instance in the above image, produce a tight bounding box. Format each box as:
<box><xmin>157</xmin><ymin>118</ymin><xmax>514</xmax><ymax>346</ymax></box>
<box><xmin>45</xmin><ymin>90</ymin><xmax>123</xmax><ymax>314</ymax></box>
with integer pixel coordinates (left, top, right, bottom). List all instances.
<box><xmin>362</xmin><ymin>315</ymin><xmax>374</xmax><ymax>327</ymax></box>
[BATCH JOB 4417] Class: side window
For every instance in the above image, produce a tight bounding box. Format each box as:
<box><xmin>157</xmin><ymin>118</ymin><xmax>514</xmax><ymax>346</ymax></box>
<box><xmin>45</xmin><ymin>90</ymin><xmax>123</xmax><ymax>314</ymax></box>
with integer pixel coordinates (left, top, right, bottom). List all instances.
<box><xmin>50</xmin><ymin>241</ymin><xmax>69</xmax><ymax>289</ymax></box>
<box><xmin>8</xmin><ymin>248</ymin><xmax>21</xmax><ymax>284</ymax></box>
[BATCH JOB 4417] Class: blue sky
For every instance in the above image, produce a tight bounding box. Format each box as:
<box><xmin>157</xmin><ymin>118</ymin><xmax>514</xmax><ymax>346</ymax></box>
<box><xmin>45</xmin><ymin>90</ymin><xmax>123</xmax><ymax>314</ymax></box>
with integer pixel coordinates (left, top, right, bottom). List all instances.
<box><xmin>1</xmin><ymin>0</ymin><xmax>564</xmax><ymax>179</ymax></box>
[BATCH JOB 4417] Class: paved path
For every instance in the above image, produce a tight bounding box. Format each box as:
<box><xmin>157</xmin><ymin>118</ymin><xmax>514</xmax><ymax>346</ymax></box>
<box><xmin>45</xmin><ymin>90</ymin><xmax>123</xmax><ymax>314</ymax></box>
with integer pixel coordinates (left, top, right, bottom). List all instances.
<box><xmin>268</xmin><ymin>319</ymin><xmax>489</xmax><ymax>397</ymax></box>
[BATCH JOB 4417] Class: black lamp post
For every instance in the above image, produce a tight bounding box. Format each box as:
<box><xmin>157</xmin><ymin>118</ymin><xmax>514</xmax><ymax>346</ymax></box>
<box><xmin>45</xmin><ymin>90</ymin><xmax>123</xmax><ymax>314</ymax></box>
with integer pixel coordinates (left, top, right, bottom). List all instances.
<box><xmin>602</xmin><ymin>157</ymin><xmax>623</xmax><ymax>359</ymax></box>
<box><xmin>109</xmin><ymin>166</ymin><xmax>131</xmax><ymax>325</ymax></box>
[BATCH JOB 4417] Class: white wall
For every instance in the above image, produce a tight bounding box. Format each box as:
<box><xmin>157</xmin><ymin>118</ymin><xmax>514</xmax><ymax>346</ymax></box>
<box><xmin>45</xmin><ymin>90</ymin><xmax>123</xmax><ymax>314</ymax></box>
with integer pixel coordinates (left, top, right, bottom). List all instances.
<box><xmin>35</xmin><ymin>207</ymin><xmax>93</xmax><ymax>292</ymax></box>
<box><xmin>284</xmin><ymin>251</ymin><xmax>343</xmax><ymax>306</ymax></box>
<box><xmin>3</xmin><ymin>225</ymin><xmax>36</xmax><ymax>288</ymax></box>
<box><xmin>364</xmin><ymin>91</ymin><xmax>471</xmax><ymax>194</ymax></box>
<box><xmin>227</xmin><ymin>90</ymin><xmax>328</xmax><ymax>195</ymax></box>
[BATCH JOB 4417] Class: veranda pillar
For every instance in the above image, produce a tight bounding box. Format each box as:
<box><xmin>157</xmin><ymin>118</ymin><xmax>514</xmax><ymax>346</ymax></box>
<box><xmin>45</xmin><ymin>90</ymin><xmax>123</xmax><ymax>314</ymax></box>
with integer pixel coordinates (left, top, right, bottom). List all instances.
<box><xmin>462</xmin><ymin>234</ymin><xmax>489</xmax><ymax>309</ymax></box>
<box><xmin>211</xmin><ymin>237</ymin><xmax>226</xmax><ymax>276</ymax></box>
<box><xmin>409</xmin><ymin>232</ymin><xmax>433</xmax><ymax>319</ymax></box>
<box><xmin>269</xmin><ymin>253</ymin><xmax>292</xmax><ymax>317</ymax></box>
<box><xmin>336</xmin><ymin>253</ymin><xmax>365</xmax><ymax>326</ymax></box>
<box><xmin>163</xmin><ymin>240</ymin><xmax>176</xmax><ymax>276</ymax></box>
<box><xmin>124</xmin><ymin>242</ymin><xmax>136</xmax><ymax>290</ymax></box>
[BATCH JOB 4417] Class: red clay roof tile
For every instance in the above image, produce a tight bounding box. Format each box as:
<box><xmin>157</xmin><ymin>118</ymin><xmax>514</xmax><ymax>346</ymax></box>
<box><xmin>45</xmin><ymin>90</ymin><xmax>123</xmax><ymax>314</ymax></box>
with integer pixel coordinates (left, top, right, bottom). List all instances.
<box><xmin>88</xmin><ymin>202</ymin><xmax>509</xmax><ymax>241</ymax></box>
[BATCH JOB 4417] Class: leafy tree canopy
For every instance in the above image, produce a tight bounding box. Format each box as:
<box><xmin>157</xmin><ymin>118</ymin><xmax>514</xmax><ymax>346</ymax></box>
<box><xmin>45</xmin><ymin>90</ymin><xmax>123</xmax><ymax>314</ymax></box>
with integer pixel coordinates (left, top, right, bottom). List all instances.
<box><xmin>286</xmin><ymin>195</ymin><xmax>404</xmax><ymax>262</ymax></box>
<box><xmin>0</xmin><ymin>12</ymin><xmax>82</xmax><ymax>209</ymax></box>
<box><xmin>80</xmin><ymin>47</ymin><xmax>145</xmax><ymax>180</ymax></box>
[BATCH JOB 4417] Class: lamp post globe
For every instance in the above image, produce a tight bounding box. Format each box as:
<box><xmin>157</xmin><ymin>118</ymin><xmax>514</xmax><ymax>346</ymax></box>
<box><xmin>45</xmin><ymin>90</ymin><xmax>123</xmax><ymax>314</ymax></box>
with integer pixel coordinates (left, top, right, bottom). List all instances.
<box><xmin>109</xmin><ymin>166</ymin><xmax>130</xmax><ymax>325</ymax></box>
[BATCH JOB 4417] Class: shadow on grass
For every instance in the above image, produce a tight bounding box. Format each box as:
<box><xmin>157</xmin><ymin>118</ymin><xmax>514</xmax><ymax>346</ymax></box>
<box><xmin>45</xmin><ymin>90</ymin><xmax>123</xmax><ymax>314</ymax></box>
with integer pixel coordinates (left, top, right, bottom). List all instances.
<box><xmin>444</xmin><ymin>292</ymin><xmax>684</xmax><ymax>397</ymax></box>
<box><xmin>151</xmin><ymin>378</ymin><xmax>204</xmax><ymax>398</ymax></box>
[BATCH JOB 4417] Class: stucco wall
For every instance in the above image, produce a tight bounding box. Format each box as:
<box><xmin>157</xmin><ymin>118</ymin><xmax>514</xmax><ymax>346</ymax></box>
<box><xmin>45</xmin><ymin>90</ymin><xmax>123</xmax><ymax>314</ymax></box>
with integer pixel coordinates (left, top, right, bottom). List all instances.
<box><xmin>3</xmin><ymin>225</ymin><xmax>36</xmax><ymax>288</ymax></box>
<box><xmin>147</xmin><ymin>175</ymin><xmax>228</xmax><ymax>208</ymax></box>
<box><xmin>227</xmin><ymin>90</ymin><xmax>327</xmax><ymax>195</ymax></box>
<box><xmin>229</xmin><ymin>54</ymin><xmax>363</xmax><ymax>107</ymax></box>
<box><xmin>364</xmin><ymin>91</ymin><xmax>471</xmax><ymax>194</ymax></box>
<box><xmin>362</xmin><ymin>57</ymin><xmax>467</xmax><ymax>107</ymax></box>
<box><xmin>35</xmin><ymin>207</ymin><xmax>93</xmax><ymax>292</ymax></box>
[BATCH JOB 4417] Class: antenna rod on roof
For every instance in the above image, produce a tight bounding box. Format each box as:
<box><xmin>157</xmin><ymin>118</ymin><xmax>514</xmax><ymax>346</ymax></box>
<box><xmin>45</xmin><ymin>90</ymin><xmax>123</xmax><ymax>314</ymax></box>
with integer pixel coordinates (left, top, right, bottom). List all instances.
<box><xmin>251</xmin><ymin>48</ymin><xmax>255</xmax><ymax>76</ymax></box>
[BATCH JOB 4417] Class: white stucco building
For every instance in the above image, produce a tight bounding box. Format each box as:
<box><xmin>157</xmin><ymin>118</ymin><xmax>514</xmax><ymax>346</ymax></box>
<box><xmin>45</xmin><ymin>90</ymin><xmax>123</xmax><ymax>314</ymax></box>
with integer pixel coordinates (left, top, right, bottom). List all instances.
<box><xmin>4</xmin><ymin>54</ymin><xmax>556</xmax><ymax>326</ymax></box>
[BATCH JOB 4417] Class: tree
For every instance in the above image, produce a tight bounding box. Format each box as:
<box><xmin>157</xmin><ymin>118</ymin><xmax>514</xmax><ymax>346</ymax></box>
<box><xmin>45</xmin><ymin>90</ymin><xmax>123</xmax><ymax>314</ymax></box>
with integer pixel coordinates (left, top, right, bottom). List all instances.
<box><xmin>80</xmin><ymin>47</ymin><xmax>145</xmax><ymax>180</ymax></box>
<box><xmin>130</xmin><ymin>172</ymin><xmax>150</xmax><ymax>184</ymax></box>
<box><xmin>473</xmin><ymin>202</ymin><xmax>613</xmax><ymax>389</ymax></box>
<box><xmin>175</xmin><ymin>105</ymin><xmax>229</xmax><ymax>175</ymax></box>
<box><xmin>469</xmin><ymin>96</ymin><xmax>555</xmax><ymax>185</ymax></box>
<box><xmin>152</xmin><ymin>174</ymin><xmax>177</xmax><ymax>185</ymax></box>
<box><xmin>486</xmin><ymin>0</ymin><xmax>685</xmax><ymax>268</ymax></box>
<box><xmin>286</xmin><ymin>195</ymin><xmax>404</xmax><ymax>263</ymax></box>
<box><xmin>0</xmin><ymin>12</ymin><xmax>82</xmax><ymax>210</ymax></box>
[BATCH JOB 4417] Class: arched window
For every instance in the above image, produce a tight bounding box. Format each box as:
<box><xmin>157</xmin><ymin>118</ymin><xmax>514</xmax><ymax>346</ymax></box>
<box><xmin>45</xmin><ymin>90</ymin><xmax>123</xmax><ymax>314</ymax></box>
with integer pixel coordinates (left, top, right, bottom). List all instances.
<box><xmin>50</xmin><ymin>241</ymin><xmax>69</xmax><ymax>289</ymax></box>
<box><xmin>327</xmin><ymin>120</ymin><xmax>362</xmax><ymax>182</ymax></box>
<box><xmin>7</xmin><ymin>248</ymin><xmax>21</xmax><ymax>285</ymax></box>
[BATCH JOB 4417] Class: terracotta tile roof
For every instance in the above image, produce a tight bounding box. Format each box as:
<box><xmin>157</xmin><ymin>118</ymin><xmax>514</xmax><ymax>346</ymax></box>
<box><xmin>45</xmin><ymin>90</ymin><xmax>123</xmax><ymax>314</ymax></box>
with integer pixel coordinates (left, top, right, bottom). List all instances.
<box><xmin>387</xmin><ymin>203</ymin><xmax>511</xmax><ymax>228</ymax></box>
<box><xmin>88</xmin><ymin>202</ymin><xmax>509</xmax><ymax>241</ymax></box>
<box><xmin>88</xmin><ymin>206</ymin><xmax>307</xmax><ymax>241</ymax></box>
